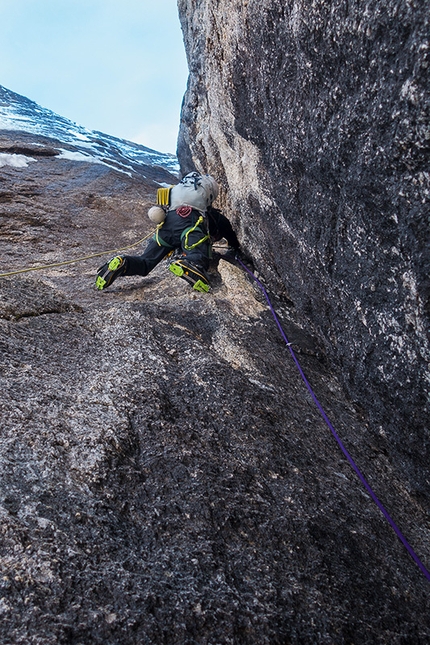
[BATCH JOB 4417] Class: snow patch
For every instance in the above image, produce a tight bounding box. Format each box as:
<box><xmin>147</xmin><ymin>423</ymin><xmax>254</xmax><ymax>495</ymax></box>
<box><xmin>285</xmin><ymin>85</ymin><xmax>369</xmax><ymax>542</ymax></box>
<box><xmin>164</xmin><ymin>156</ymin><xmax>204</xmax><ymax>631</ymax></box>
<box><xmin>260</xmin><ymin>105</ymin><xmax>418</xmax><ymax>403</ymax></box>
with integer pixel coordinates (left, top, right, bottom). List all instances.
<box><xmin>57</xmin><ymin>149</ymin><xmax>102</xmax><ymax>163</ymax></box>
<box><xmin>0</xmin><ymin>153</ymin><xmax>36</xmax><ymax>168</ymax></box>
<box><xmin>68</xmin><ymin>130</ymin><xmax>91</xmax><ymax>142</ymax></box>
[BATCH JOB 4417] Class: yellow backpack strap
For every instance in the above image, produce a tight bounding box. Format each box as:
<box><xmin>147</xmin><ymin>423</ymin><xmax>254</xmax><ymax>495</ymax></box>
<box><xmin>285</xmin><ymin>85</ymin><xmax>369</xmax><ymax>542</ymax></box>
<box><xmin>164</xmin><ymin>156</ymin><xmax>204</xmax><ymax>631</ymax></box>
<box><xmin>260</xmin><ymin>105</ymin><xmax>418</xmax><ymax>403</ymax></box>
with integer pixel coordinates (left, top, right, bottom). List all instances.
<box><xmin>156</xmin><ymin>186</ymin><xmax>173</xmax><ymax>207</ymax></box>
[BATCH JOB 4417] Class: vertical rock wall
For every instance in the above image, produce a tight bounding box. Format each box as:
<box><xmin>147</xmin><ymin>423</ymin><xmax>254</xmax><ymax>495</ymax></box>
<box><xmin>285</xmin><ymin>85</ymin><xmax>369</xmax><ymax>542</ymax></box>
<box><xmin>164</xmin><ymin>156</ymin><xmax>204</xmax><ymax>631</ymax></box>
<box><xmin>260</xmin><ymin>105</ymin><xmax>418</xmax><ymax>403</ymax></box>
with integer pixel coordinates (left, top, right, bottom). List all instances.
<box><xmin>177</xmin><ymin>0</ymin><xmax>429</xmax><ymax>499</ymax></box>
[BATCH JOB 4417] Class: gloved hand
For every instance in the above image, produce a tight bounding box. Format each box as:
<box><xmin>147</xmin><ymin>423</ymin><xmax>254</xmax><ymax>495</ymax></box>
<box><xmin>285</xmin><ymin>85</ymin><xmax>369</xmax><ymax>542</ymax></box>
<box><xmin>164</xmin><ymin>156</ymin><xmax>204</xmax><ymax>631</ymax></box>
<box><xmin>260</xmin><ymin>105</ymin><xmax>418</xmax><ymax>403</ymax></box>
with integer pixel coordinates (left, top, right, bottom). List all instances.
<box><xmin>234</xmin><ymin>248</ymin><xmax>254</xmax><ymax>269</ymax></box>
<box><xmin>218</xmin><ymin>246</ymin><xmax>254</xmax><ymax>269</ymax></box>
<box><xmin>223</xmin><ymin>246</ymin><xmax>237</xmax><ymax>260</ymax></box>
<box><xmin>218</xmin><ymin>246</ymin><xmax>240</xmax><ymax>266</ymax></box>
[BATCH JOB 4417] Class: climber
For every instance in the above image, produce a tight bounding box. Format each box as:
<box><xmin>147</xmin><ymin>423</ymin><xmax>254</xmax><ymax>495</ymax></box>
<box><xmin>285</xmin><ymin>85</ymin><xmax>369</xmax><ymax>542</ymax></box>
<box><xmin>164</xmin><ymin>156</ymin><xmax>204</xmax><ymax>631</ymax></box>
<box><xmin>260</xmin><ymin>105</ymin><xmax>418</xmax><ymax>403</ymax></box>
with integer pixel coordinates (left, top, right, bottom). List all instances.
<box><xmin>95</xmin><ymin>171</ymin><xmax>241</xmax><ymax>293</ymax></box>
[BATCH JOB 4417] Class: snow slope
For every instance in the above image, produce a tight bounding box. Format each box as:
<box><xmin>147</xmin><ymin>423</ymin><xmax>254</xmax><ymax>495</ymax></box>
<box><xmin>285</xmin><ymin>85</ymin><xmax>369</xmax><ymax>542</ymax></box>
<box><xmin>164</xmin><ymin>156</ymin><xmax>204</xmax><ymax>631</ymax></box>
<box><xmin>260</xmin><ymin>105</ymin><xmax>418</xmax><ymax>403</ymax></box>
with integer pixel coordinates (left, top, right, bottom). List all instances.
<box><xmin>0</xmin><ymin>85</ymin><xmax>179</xmax><ymax>176</ymax></box>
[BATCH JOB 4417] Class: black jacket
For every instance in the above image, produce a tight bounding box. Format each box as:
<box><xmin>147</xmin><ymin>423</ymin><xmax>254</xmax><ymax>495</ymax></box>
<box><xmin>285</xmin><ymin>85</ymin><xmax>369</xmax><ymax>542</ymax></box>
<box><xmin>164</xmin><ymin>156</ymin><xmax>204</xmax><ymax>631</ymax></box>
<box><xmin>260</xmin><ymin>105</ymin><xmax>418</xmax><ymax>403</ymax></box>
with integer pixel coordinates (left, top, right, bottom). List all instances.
<box><xmin>206</xmin><ymin>207</ymin><xmax>240</xmax><ymax>249</ymax></box>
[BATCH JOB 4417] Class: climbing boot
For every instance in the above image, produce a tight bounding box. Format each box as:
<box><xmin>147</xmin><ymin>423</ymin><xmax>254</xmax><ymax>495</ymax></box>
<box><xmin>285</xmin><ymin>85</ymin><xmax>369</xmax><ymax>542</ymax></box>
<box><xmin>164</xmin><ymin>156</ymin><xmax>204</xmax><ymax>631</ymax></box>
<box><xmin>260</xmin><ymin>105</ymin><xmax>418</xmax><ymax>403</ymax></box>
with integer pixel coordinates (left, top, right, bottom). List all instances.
<box><xmin>169</xmin><ymin>258</ymin><xmax>210</xmax><ymax>293</ymax></box>
<box><xmin>95</xmin><ymin>256</ymin><xmax>127</xmax><ymax>290</ymax></box>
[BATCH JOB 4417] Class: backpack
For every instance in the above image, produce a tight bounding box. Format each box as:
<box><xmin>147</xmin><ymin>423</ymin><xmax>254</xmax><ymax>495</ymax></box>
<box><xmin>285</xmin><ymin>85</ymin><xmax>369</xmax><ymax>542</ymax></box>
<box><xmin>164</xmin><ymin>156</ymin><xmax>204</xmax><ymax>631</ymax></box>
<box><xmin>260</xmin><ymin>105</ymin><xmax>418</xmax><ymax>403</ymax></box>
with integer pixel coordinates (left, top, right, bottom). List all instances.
<box><xmin>169</xmin><ymin>172</ymin><xmax>219</xmax><ymax>213</ymax></box>
<box><xmin>149</xmin><ymin>172</ymin><xmax>219</xmax><ymax>223</ymax></box>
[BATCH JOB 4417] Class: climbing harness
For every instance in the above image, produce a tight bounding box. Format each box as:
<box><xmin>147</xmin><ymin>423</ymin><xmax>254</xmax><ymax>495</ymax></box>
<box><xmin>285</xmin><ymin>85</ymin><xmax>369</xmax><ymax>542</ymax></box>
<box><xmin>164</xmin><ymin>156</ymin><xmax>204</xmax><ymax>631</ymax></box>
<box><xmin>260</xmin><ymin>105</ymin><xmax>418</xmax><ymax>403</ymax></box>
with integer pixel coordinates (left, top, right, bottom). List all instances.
<box><xmin>154</xmin><ymin>214</ymin><xmax>210</xmax><ymax>252</ymax></box>
<box><xmin>235</xmin><ymin>256</ymin><xmax>430</xmax><ymax>583</ymax></box>
<box><xmin>181</xmin><ymin>215</ymin><xmax>210</xmax><ymax>251</ymax></box>
<box><xmin>0</xmin><ymin>232</ymin><xmax>154</xmax><ymax>278</ymax></box>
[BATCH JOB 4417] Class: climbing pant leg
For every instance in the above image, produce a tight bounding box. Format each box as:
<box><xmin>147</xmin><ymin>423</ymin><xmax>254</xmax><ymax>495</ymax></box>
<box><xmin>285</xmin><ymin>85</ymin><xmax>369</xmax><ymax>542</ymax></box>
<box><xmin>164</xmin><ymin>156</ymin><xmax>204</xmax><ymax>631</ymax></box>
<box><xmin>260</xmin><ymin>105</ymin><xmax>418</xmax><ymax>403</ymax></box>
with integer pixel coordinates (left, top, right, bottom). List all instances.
<box><xmin>123</xmin><ymin>239</ymin><xmax>171</xmax><ymax>276</ymax></box>
<box><xmin>181</xmin><ymin>229</ymin><xmax>210</xmax><ymax>271</ymax></box>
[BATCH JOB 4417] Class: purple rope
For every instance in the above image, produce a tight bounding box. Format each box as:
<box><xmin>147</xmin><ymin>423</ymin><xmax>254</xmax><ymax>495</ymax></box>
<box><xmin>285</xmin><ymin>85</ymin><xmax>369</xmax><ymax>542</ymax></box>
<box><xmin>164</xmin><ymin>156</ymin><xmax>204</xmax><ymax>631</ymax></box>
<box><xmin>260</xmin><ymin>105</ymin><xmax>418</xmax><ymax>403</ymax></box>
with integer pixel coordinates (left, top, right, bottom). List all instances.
<box><xmin>237</xmin><ymin>258</ymin><xmax>430</xmax><ymax>582</ymax></box>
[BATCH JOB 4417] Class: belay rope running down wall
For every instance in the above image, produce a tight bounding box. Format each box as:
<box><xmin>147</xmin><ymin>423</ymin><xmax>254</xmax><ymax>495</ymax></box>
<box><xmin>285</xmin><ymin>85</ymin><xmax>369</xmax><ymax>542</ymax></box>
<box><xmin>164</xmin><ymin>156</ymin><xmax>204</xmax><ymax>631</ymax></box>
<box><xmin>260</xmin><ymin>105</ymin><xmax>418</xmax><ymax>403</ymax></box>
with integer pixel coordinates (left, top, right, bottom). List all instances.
<box><xmin>0</xmin><ymin>234</ymin><xmax>428</xmax><ymax>581</ymax></box>
<box><xmin>235</xmin><ymin>257</ymin><xmax>430</xmax><ymax>583</ymax></box>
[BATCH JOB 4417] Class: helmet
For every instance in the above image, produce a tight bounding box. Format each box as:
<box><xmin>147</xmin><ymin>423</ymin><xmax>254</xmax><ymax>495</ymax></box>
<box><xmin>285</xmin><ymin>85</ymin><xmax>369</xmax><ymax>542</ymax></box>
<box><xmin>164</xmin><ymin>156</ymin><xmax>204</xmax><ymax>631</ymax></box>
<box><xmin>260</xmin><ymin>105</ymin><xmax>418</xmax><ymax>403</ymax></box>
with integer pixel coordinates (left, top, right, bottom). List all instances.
<box><xmin>199</xmin><ymin>174</ymin><xmax>219</xmax><ymax>205</ymax></box>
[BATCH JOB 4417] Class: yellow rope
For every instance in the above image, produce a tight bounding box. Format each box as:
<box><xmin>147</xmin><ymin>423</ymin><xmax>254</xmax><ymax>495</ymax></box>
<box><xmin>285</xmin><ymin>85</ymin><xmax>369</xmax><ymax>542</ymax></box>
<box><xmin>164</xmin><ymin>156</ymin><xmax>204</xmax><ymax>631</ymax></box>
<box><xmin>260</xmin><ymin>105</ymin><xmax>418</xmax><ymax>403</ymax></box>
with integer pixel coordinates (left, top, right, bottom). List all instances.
<box><xmin>0</xmin><ymin>231</ymin><xmax>154</xmax><ymax>278</ymax></box>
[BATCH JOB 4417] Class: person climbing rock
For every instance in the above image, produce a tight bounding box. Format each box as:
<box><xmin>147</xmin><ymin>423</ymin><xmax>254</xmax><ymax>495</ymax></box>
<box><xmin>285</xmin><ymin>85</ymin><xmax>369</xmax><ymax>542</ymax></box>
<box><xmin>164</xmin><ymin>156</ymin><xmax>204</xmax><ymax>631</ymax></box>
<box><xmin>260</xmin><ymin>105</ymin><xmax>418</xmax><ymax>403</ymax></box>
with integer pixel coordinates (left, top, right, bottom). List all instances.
<box><xmin>95</xmin><ymin>171</ymin><xmax>242</xmax><ymax>293</ymax></box>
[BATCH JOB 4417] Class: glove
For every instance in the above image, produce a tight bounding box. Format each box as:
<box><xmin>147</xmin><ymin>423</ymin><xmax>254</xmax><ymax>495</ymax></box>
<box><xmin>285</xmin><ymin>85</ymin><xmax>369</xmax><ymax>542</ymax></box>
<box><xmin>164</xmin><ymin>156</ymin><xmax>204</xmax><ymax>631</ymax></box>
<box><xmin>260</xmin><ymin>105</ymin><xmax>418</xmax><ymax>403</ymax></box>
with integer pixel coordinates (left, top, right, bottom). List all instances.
<box><xmin>224</xmin><ymin>246</ymin><xmax>237</xmax><ymax>259</ymax></box>
<box><xmin>217</xmin><ymin>246</ymin><xmax>238</xmax><ymax>265</ymax></box>
<box><xmin>234</xmin><ymin>248</ymin><xmax>253</xmax><ymax>268</ymax></box>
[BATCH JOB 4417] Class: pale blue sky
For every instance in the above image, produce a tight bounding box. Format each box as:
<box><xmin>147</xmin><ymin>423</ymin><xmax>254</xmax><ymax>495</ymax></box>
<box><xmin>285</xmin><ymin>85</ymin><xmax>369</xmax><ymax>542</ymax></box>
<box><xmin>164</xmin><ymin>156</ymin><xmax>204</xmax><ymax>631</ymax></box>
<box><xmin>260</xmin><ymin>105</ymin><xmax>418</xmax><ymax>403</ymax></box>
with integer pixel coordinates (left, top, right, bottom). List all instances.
<box><xmin>0</xmin><ymin>0</ymin><xmax>188</xmax><ymax>153</ymax></box>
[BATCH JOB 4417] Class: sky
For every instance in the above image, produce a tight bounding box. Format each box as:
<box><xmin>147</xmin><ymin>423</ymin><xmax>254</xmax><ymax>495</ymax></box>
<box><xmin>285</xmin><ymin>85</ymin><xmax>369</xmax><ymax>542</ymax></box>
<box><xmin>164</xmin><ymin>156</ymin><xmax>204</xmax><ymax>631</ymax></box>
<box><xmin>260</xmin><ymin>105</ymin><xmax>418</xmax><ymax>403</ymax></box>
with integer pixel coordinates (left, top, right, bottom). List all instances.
<box><xmin>0</xmin><ymin>0</ymin><xmax>189</xmax><ymax>154</ymax></box>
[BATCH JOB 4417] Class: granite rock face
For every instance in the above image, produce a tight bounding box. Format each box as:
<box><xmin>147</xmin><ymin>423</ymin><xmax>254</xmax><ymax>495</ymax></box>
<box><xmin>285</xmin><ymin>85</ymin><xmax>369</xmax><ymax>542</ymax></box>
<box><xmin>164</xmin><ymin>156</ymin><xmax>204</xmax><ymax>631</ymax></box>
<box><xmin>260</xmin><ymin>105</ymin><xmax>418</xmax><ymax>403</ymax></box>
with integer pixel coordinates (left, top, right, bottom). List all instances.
<box><xmin>0</xmin><ymin>45</ymin><xmax>429</xmax><ymax>645</ymax></box>
<box><xmin>177</xmin><ymin>0</ymin><xmax>429</xmax><ymax>501</ymax></box>
<box><xmin>0</xmin><ymin>140</ymin><xmax>429</xmax><ymax>643</ymax></box>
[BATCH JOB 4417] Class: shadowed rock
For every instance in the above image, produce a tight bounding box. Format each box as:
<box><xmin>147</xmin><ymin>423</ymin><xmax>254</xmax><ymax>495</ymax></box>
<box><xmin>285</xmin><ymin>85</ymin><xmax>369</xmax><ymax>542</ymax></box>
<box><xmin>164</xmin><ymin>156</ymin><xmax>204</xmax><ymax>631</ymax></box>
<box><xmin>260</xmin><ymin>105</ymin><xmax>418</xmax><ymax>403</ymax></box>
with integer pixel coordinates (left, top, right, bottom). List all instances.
<box><xmin>177</xmin><ymin>0</ymin><xmax>429</xmax><ymax>511</ymax></box>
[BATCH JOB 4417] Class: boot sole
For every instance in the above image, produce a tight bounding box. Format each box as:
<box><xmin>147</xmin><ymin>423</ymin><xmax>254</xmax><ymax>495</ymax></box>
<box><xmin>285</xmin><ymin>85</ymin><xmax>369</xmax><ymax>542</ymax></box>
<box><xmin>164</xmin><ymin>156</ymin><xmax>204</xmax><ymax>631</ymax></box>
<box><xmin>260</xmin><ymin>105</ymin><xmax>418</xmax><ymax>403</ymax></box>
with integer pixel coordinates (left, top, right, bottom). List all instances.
<box><xmin>169</xmin><ymin>261</ymin><xmax>210</xmax><ymax>292</ymax></box>
<box><xmin>95</xmin><ymin>257</ymin><xmax>124</xmax><ymax>290</ymax></box>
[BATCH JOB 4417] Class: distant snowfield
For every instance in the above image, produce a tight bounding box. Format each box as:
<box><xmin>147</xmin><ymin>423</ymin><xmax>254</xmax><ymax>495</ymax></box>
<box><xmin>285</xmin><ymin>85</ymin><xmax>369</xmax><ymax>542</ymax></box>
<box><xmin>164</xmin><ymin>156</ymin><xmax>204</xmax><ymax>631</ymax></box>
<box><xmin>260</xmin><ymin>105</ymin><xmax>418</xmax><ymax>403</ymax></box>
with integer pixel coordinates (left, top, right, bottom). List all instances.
<box><xmin>0</xmin><ymin>85</ymin><xmax>179</xmax><ymax>176</ymax></box>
